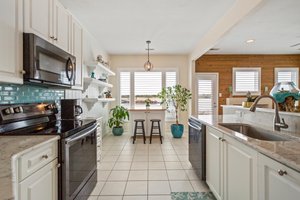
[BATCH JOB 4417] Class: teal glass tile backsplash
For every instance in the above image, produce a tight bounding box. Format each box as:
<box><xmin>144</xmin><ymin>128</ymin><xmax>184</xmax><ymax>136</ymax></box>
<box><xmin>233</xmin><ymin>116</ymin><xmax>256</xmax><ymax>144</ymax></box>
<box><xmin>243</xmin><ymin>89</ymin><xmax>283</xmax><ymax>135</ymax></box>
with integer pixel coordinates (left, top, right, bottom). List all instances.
<box><xmin>0</xmin><ymin>84</ymin><xmax>65</xmax><ymax>104</ymax></box>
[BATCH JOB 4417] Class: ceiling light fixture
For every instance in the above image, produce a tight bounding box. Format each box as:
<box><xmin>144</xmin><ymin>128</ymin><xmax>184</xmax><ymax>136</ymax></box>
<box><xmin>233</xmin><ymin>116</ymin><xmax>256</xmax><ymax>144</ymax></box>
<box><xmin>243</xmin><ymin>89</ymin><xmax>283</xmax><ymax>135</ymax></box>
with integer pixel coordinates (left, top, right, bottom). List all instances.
<box><xmin>144</xmin><ymin>40</ymin><xmax>154</xmax><ymax>71</ymax></box>
<box><xmin>246</xmin><ymin>39</ymin><xmax>255</xmax><ymax>44</ymax></box>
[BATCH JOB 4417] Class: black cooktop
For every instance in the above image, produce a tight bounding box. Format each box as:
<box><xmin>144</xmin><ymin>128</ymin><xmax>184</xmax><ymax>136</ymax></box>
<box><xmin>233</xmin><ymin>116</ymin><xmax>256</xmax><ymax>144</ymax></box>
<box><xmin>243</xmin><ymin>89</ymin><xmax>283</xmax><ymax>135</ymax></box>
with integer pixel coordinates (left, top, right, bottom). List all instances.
<box><xmin>0</xmin><ymin>119</ymin><xmax>96</xmax><ymax>139</ymax></box>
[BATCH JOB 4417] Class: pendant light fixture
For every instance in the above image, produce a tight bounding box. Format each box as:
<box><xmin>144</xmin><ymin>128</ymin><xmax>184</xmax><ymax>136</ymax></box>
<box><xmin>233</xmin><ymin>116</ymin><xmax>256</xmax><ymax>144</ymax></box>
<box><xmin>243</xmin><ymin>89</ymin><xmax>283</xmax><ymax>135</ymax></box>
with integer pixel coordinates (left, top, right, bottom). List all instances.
<box><xmin>144</xmin><ymin>40</ymin><xmax>154</xmax><ymax>71</ymax></box>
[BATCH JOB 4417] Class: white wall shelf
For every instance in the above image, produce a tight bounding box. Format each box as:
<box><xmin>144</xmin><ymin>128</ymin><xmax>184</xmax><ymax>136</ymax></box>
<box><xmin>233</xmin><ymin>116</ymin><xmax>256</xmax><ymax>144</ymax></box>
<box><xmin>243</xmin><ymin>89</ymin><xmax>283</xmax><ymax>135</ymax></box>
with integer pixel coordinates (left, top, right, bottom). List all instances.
<box><xmin>87</xmin><ymin>61</ymin><xmax>115</xmax><ymax>76</ymax></box>
<box><xmin>83</xmin><ymin>77</ymin><xmax>113</xmax><ymax>92</ymax></box>
<box><xmin>83</xmin><ymin>98</ymin><xmax>115</xmax><ymax>106</ymax></box>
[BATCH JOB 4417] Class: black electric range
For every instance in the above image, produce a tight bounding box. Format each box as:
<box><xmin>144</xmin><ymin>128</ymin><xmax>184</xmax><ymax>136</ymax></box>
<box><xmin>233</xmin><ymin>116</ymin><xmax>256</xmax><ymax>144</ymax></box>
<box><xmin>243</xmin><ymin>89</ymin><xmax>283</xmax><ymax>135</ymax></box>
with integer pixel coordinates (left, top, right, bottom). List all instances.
<box><xmin>0</xmin><ymin>102</ymin><xmax>98</xmax><ymax>200</ymax></box>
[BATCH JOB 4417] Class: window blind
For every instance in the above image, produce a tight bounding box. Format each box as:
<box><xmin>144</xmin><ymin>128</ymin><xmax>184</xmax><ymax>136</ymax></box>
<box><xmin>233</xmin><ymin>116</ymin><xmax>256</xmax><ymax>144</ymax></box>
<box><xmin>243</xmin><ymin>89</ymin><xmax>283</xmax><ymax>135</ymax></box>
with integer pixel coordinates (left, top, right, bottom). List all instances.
<box><xmin>165</xmin><ymin>72</ymin><xmax>177</xmax><ymax>120</ymax></box>
<box><xmin>120</xmin><ymin>72</ymin><xmax>130</xmax><ymax>107</ymax></box>
<box><xmin>233</xmin><ymin>68</ymin><xmax>261</xmax><ymax>94</ymax></box>
<box><xmin>275</xmin><ymin>68</ymin><xmax>299</xmax><ymax>86</ymax></box>
<box><xmin>198</xmin><ymin>79</ymin><xmax>213</xmax><ymax>115</ymax></box>
<box><xmin>166</xmin><ymin>72</ymin><xmax>177</xmax><ymax>88</ymax></box>
<box><xmin>134</xmin><ymin>72</ymin><xmax>162</xmax><ymax>107</ymax></box>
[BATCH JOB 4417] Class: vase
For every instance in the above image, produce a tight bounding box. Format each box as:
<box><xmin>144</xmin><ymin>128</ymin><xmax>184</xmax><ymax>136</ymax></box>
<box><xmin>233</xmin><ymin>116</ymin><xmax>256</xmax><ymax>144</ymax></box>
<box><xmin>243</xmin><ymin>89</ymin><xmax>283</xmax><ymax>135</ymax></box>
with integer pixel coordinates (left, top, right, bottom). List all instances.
<box><xmin>171</xmin><ymin>124</ymin><xmax>184</xmax><ymax>138</ymax></box>
<box><xmin>112</xmin><ymin>127</ymin><xmax>124</xmax><ymax>136</ymax></box>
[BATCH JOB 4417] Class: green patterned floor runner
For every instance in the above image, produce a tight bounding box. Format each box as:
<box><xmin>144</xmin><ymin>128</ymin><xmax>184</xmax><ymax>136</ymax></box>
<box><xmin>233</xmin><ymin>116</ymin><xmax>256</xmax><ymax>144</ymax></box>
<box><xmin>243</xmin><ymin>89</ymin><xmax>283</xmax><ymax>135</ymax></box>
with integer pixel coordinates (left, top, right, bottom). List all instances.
<box><xmin>171</xmin><ymin>192</ymin><xmax>217</xmax><ymax>200</ymax></box>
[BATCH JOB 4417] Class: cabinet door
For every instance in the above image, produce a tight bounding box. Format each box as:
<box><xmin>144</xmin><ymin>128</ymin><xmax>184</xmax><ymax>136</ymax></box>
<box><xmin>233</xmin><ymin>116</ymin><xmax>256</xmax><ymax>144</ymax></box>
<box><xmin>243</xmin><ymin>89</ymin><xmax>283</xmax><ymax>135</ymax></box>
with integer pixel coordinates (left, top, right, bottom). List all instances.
<box><xmin>71</xmin><ymin>17</ymin><xmax>83</xmax><ymax>89</ymax></box>
<box><xmin>19</xmin><ymin>159</ymin><xmax>58</xmax><ymax>200</ymax></box>
<box><xmin>223</xmin><ymin>135</ymin><xmax>257</xmax><ymax>200</ymax></box>
<box><xmin>53</xmin><ymin>0</ymin><xmax>70</xmax><ymax>52</ymax></box>
<box><xmin>24</xmin><ymin>0</ymin><xmax>53</xmax><ymax>41</ymax></box>
<box><xmin>206</xmin><ymin>127</ymin><xmax>222</xmax><ymax>200</ymax></box>
<box><xmin>0</xmin><ymin>0</ymin><xmax>23</xmax><ymax>84</ymax></box>
<box><xmin>258</xmin><ymin>153</ymin><xmax>300</xmax><ymax>200</ymax></box>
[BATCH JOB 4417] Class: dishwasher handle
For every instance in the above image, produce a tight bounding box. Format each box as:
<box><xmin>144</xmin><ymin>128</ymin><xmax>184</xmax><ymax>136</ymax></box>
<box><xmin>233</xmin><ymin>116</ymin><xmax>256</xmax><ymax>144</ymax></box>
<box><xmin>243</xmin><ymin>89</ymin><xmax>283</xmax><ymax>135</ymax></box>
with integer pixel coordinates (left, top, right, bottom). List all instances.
<box><xmin>188</xmin><ymin>122</ymin><xmax>201</xmax><ymax>131</ymax></box>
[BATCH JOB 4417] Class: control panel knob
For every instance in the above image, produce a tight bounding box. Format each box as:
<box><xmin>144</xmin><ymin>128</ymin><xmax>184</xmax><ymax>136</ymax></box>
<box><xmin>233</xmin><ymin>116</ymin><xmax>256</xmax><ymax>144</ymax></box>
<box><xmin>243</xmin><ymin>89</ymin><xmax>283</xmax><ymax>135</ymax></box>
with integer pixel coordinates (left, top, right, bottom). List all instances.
<box><xmin>14</xmin><ymin>106</ymin><xmax>23</xmax><ymax>113</ymax></box>
<box><xmin>2</xmin><ymin>107</ymin><xmax>14</xmax><ymax>115</ymax></box>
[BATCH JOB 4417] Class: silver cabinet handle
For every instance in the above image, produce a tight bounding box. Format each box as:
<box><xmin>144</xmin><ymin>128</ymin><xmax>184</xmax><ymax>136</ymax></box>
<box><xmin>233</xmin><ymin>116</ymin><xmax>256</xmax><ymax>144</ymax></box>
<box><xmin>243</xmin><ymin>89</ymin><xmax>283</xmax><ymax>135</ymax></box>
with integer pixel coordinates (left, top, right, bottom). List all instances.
<box><xmin>221</xmin><ymin>138</ymin><xmax>226</xmax><ymax>142</ymax></box>
<box><xmin>54</xmin><ymin>37</ymin><xmax>58</xmax><ymax>41</ymax></box>
<box><xmin>278</xmin><ymin>169</ymin><xmax>287</xmax><ymax>176</ymax></box>
<box><xmin>57</xmin><ymin>163</ymin><xmax>61</xmax><ymax>168</ymax></box>
<box><xmin>50</xmin><ymin>36</ymin><xmax>54</xmax><ymax>39</ymax></box>
<box><xmin>20</xmin><ymin>70</ymin><xmax>26</xmax><ymax>74</ymax></box>
<box><xmin>42</xmin><ymin>155</ymin><xmax>48</xmax><ymax>159</ymax></box>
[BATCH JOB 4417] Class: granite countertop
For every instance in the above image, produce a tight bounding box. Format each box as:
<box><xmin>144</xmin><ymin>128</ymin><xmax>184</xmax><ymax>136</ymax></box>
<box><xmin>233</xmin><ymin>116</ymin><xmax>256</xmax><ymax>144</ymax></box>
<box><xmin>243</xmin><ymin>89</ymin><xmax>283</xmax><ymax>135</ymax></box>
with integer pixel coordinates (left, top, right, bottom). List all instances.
<box><xmin>0</xmin><ymin>135</ymin><xmax>60</xmax><ymax>200</ymax></box>
<box><xmin>192</xmin><ymin>114</ymin><xmax>300</xmax><ymax>172</ymax></box>
<box><xmin>222</xmin><ymin>105</ymin><xmax>300</xmax><ymax>117</ymax></box>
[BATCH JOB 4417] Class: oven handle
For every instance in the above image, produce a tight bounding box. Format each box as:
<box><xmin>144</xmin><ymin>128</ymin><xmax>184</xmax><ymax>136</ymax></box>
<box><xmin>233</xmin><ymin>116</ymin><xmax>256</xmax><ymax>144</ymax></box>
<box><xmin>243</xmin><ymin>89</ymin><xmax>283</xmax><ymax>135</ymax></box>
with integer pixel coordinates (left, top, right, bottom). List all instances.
<box><xmin>65</xmin><ymin>124</ymin><xmax>97</xmax><ymax>145</ymax></box>
<box><xmin>188</xmin><ymin>122</ymin><xmax>201</xmax><ymax>131</ymax></box>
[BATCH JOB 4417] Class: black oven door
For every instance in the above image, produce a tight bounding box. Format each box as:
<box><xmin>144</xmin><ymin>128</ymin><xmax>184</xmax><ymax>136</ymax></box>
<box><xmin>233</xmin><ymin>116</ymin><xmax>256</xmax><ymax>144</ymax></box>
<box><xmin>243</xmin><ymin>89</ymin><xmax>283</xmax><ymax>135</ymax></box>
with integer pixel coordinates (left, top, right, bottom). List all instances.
<box><xmin>61</xmin><ymin>124</ymin><xmax>97</xmax><ymax>200</ymax></box>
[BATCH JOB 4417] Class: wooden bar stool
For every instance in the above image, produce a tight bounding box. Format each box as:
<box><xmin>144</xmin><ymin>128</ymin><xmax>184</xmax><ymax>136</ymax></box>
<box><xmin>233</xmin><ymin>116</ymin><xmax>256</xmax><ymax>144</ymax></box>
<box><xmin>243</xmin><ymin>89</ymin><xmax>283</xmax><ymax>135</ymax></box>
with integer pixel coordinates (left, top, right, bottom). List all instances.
<box><xmin>133</xmin><ymin>119</ymin><xmax>146</xmax><ymax>144</ymax></box>
<box><xmin>150</xmin><ymin>119</ymin><xmax>162</xmax><ymax>144</ymax></box>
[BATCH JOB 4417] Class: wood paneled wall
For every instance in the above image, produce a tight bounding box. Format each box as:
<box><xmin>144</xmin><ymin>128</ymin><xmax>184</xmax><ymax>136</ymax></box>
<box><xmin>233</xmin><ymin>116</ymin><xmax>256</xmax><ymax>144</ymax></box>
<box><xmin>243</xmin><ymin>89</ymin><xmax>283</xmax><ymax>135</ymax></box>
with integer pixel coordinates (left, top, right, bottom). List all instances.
<box><xmin>195</xmin><ymin>54</ymin><xmax>300</xmax><ymax>114</ymax></box>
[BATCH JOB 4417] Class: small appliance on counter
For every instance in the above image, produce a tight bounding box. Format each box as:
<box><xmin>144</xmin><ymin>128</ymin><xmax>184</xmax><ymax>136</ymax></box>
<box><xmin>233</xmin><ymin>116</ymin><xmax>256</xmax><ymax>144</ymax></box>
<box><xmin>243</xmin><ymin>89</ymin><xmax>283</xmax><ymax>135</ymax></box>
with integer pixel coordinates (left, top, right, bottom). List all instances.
<box><xmin>61</xmin><ymin>99</ymin><xmax>83</xmax><ymax>120</ymax></box>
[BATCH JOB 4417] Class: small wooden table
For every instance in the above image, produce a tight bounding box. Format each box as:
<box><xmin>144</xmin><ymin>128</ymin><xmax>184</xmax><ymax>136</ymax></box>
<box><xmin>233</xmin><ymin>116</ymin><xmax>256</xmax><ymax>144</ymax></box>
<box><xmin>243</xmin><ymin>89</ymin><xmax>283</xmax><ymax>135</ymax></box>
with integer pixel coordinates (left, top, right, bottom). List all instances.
<box><xmin>128</xmin><ymin>107</ymin><xmax>166</xmax><ymax>137</ymax></box>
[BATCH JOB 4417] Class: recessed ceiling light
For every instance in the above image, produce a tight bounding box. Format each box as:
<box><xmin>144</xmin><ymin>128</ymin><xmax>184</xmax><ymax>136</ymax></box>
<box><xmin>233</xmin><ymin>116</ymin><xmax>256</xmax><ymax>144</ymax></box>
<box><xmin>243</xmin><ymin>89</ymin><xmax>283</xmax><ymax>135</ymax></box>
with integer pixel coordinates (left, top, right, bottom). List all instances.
<box><xmin>246</xmin><ymin>39</ymin><xmax>255</xmax><ymax>44</ymax></box>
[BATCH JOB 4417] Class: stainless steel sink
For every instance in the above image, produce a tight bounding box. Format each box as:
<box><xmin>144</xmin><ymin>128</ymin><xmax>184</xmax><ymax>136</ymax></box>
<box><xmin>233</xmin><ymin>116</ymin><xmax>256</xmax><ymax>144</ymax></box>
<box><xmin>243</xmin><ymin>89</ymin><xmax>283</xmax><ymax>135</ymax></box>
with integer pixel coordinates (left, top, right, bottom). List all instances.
<box><xmin>218</xmin><ymin>123</ymin><xmax>292</xmax><ymax>141</ymax></box>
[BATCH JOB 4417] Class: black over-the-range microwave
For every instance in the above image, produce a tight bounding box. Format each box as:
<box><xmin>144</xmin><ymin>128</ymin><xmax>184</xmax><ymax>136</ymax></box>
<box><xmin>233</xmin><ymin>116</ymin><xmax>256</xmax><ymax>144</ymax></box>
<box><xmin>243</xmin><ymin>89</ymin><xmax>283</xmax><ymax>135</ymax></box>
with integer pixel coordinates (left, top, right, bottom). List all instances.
<box><xmin>23</xmin><ymin>33</ymin><xmax>76</xmax><ymax>87</ymax></box>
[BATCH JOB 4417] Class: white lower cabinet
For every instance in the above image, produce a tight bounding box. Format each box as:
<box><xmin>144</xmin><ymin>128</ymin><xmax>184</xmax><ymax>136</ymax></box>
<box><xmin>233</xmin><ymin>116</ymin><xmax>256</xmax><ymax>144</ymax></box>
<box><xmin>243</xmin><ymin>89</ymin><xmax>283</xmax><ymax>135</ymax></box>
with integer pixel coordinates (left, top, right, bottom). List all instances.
<box><xmin>223</xmin><ymin>134</ymin><xmax>257</xmax><ymax>200</ymax></box>
<box><xmin>206</xmin><ymin>127</ymin><xmax>258</xmax><ymax>200</ymax></box>
<box><xmin>17</xmin><ymin>139</ymin><xmax>59</xmax><ymax>200</ymax></box>
<box><xmin>258</xmin><ymin>153</ymin><xmax>300</xmax><ymax>200</ymax></box>
<box><xmin>206</xmin><ymin>127</ymin><xmax>223</xmax><ymax>200</ymax></box>
<box><xmin>19</xmin><ymin>159</ymin><xmax>58</xmax><ymax>200</ymax></box>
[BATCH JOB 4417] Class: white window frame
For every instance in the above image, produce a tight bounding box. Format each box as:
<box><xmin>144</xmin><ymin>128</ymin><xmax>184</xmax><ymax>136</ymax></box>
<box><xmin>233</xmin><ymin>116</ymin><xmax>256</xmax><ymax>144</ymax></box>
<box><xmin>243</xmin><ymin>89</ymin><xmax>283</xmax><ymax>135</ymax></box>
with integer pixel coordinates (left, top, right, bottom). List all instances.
<box><xmin>117</xmin><ymin>68</ymin><xmax>179</xmax><ymax>121</ymax></box>
<box><xmin>232</xmin><ymin>67</ymin><xmax>261</xmax><ymax>96</ymax></box>
<box><xmin>274</xmin><ymin>67</ymin><xmax>299</xmax><ymax>87</ymax></box>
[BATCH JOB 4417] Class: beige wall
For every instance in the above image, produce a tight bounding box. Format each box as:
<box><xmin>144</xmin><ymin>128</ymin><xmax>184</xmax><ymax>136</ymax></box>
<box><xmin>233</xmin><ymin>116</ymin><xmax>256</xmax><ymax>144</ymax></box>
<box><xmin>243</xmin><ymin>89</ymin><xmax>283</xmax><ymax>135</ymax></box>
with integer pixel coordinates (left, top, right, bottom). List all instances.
<box><xmin>110</xmin><ymin>55</ymin><xmax>190</xmax><ymax>127</ymax></box>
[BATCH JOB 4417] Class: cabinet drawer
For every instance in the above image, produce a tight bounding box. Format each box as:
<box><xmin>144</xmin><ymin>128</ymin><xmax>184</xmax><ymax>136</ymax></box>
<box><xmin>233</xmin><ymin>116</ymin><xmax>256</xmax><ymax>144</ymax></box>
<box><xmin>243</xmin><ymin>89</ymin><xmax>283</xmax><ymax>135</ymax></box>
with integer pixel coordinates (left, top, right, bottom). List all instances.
<box><xmin>19</xmin><ymin>141</ymin><xmax>58</xmax><ymax>181</ymax></box>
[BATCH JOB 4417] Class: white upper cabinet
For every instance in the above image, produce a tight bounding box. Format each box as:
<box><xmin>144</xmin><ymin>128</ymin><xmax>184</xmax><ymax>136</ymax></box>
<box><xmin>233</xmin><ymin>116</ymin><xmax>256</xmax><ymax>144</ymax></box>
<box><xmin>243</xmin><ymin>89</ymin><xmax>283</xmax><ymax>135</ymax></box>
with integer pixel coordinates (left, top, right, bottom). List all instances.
<box><xmin>53</xmin><ymin>0</ymin><xmax>71</xmax><ymax>52</ymax></box>
<box><xmin>24</xmin><ymin>0</ymin><xmax>53</xmax><ymax>41</ymax></box>
<box><xmin>0</xmin><ymin>0</ymin><xmax>23</xmax><ymax>84</ymax></box>
<box><xmin>71</xmin><ymin>17</ymin><xmax>83</xmax><ymax>89</ymax></box>
<box><xmin>24</xmin><ymin>0</ymin><xmax>70</xmax><ymax>52</ymax></box>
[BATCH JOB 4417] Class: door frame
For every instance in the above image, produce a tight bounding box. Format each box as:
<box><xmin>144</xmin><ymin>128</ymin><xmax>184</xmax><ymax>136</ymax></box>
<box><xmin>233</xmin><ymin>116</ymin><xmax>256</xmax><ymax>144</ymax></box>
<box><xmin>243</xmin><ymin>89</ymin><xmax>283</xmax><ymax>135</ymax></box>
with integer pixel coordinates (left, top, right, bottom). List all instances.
<box><xmin>195</xmin><ymin>73</ymin><xmax>219</xmax><ymax>116</ymax></box>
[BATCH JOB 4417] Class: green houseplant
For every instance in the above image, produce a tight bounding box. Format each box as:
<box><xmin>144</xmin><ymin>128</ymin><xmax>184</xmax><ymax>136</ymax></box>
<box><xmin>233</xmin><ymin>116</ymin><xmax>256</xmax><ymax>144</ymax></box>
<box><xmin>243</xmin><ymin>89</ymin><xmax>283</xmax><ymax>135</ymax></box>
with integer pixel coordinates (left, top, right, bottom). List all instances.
<box><xmin>158</xmin><ymin>84</ymin><xmax>192</xmax><ymax>138</ymax></box>
<box><xmin>108</xmin><ymin>106</ymin><xmax>129</xmax><ymax>136</ymax></box>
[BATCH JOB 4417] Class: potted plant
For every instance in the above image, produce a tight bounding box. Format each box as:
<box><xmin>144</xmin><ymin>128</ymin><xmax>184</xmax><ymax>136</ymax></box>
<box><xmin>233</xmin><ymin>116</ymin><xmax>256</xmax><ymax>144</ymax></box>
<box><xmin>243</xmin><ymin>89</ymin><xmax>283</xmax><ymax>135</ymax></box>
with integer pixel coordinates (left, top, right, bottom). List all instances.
<box><xmin>145</xmin><ymin>98</ymin><xmax>151</xmax><ymax>108</ymax></box>
<box><xmin>158</xmin><ymin>84</ymin><xmax>192</xmax><ymax>138</ymax></box>
<box><xmin>108</xmin><ymin>106</ymin><xmax>129</xmax><ymax>136</ymax></box>
<box><xmin>242</xmin><ymin>91</ymin><xmax>257</xmax><ymax>108</ymax></box>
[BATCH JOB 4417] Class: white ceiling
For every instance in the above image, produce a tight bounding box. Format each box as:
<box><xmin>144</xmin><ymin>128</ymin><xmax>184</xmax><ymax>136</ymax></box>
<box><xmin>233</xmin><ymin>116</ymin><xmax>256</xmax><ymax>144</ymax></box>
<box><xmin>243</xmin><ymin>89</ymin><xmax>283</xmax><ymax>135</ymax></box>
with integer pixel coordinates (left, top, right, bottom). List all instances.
<box><xmin>207</xmin><ymin>0</ymin><xmax>300</xmax><ymax>54</ymax></box>
<box><xmin>60</xmin><ymin>0</ymin><xmax>236</xmax><ymax>55</ymax></box>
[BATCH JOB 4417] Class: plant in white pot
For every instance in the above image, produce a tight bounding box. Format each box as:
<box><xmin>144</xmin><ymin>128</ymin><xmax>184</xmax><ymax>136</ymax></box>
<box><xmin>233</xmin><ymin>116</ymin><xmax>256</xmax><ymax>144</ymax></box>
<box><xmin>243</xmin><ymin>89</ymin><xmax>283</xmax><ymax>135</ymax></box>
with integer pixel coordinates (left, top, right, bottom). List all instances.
<box><xmin>158</xmin><ymin>84</ymin><xmax>192</xmax><ymax>138</ymax></box>
<box><xmin>108</xmin><ymin>106</ymin><xmax>129</xmax><ymax>136</ymax></box>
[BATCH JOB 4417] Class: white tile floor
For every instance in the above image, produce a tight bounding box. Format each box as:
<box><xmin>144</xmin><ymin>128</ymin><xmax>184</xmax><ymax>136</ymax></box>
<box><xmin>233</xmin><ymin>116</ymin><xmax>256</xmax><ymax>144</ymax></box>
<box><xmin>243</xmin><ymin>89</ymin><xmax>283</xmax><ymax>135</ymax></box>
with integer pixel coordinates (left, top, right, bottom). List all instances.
<box><xmin>85</xmin><ymin>131</ymin><xmax>209</xmax><ymax>200</ymax></box>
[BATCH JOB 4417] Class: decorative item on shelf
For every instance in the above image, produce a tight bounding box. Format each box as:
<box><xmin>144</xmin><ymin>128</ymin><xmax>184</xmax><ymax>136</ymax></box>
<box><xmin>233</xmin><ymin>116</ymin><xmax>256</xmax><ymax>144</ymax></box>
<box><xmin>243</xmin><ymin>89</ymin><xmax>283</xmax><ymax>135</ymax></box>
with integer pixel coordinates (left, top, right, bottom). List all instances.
<box><xmin>108</xmin><ymin>106</ymin><xmax>129</xmax><ymax>136</ymax></box>
<box><xmin>144</xmin><ymin>40</ymin><xmax>154</xmax><ymax>71</ymax></box>
<box><xmin>90</xmin><ymin>72</ymin><xmax>96</xmax><ymax>79</ymax></box>
<box><xmin>98</xmin><ymin>73</ymin><xmax>108</xmax><ymax>82</ymax></box>
<box><xmin>270</xmin><ymin>81</ymin><xmax>300</xmax><ymax>112</ymax></box>
<box><xmin>158</xmin><ymin>84</ymin><xmax>192</xmax><ymax>138</ymax></box>
<box><xmin>104</xmin><ymin>90</ymin><xmax>112</xmax><ymax>98</ymax></box>
<box><xmin>96</xmin><ymin>55</ymin><xmax>103</xmax><ymax>63</ymax></box>
<box><xmin>145</xmin><ymin>98</ymin><xmax>151</xmax><ymax>109</ymax></box>
<box><xmin>242</xmin><ymin>91</ymin><xmax>257</xmax><ymax>108</ymax></box>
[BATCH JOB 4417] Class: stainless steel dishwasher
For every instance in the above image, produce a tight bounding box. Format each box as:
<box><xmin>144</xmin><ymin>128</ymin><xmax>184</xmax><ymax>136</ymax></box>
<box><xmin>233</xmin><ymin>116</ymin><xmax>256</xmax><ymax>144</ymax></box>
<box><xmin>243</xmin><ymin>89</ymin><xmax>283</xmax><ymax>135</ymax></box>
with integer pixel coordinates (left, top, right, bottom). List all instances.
<box><xmin>188</xmin><ymin>117</ymin><xmax>206</xmax><ymax>180</ymax></box>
